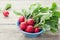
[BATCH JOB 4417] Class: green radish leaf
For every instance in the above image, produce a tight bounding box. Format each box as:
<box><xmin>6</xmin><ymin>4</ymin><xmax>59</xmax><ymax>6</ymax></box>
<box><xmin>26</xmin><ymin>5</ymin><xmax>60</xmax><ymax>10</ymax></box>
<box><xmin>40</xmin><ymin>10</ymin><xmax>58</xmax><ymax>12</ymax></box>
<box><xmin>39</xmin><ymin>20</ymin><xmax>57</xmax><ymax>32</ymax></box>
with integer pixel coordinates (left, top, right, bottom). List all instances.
<box><xmin>29</xmin><ymin>4</ymin><xmax>37</xmax><ymax>10</ymax></box>
<box><xmin>21</xmin><ymin>9</ymin><xmax>32</xmax><ymax>19</ymax></box>
<box><xmin>53</xmin><ymin>11</ymin><xmax>60</xmax><ymax>18</ymax></box>
<box><xmin>29</xmin><ymin>3</ymin><xmax>41</xmax><ymax>10</ymax></box>
<box><xmin>26</xmin><ymin>13</ymin><xmax>32</xmax><ymax>19</ymax></box>
<box><xmin>50</xmin><ymin>26</ymin><xmax>58</xmax><ymax>33</ymax></box>
<box><xmin>21</xmin><ymin>9</ymin><xmax>32</xmax><ymax>18</ymax></box>
<box><xmin>45</xmin><ymin>16</ymin><xmax>58</xmax><ymax>33</ymax></box>
<box><xmin>21</xmin><ymin>9</ymin><xmax>27</xmax><ymax>17</ymax></box>
<box><xmin>5</xmin><ymin>3</ymin><xmax>11</xmax><ymax>10</ymax></box>
<box><xmin>43</xmin><ymin>24</ymin><xmax>50</xmax><ymax>31</ymax></box>
<box><xmin>50</xmin><ymin>2</ymin><xmax>57</xmax><ymax>11</ymax></box>
<box><xmin>40</xmin><ymin>7</ymin><xmax>49</xmax><ymax>13</ymax></box>
<box><xmin>34</xmin><ymin>17</ymin><xmax>39</xmax><ymax>24</ymax></box>
<box><xmin>13</xmin><ymin>10</ymin><xmax>22</xmax><ymax>16</ymax></box>
<box><xmin>29</xmin><ymin>3</ymin><xmax>41</xmax><ymax>19</ymax></box>
<box><xmin>29</xmin><ymin>3</ymin><xmax>41</xmax><ymax>13</ymax></box>
<box><xmin>40</xmin><ymin>12</ymin><xmax>52</xmax><ymax>23</ymax></box>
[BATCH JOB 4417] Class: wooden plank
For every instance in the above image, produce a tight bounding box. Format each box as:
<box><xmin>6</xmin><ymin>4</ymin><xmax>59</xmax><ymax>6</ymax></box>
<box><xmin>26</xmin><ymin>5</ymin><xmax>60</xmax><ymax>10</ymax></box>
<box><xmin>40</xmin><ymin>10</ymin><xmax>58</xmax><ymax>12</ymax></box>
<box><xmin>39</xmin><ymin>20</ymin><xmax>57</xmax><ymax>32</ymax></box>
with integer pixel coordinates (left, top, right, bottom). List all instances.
<box><xmin>0</xmin><ymin>25</ymin><xmax>60</xmax><ymax>40</ymax></box>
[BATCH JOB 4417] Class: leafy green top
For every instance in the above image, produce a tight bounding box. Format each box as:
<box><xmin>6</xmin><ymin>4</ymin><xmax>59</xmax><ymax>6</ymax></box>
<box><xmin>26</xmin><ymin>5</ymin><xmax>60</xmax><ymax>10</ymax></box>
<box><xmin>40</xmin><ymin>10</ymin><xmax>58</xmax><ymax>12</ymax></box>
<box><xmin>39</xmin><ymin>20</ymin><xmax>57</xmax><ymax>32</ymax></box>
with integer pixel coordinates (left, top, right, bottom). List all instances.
<box><xmin>5</xmin><ymin>3</ymin><xmax>11</xmax><ymax>10</ymax></box>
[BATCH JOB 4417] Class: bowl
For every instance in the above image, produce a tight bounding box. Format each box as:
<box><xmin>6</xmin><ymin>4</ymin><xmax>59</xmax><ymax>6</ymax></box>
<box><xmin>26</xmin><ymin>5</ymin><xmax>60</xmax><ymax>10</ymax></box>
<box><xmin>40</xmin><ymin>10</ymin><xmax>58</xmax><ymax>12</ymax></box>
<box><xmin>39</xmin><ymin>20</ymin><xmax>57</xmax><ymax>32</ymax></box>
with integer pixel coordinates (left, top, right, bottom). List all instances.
<box><xmin>16</xmin><ymin>21</ymin><xmax>44</xmax><ymax>38</ymax></box>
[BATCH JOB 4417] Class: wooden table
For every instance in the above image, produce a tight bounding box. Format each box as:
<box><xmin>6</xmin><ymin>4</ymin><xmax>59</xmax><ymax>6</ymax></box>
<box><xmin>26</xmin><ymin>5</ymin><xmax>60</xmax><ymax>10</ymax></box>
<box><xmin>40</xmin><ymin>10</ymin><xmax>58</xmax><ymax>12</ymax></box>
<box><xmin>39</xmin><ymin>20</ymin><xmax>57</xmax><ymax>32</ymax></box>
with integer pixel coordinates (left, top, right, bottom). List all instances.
<box><xmin>0</xmin><ymin>0</ymin><xmax>60</xmax><ymax>40</ymax></box>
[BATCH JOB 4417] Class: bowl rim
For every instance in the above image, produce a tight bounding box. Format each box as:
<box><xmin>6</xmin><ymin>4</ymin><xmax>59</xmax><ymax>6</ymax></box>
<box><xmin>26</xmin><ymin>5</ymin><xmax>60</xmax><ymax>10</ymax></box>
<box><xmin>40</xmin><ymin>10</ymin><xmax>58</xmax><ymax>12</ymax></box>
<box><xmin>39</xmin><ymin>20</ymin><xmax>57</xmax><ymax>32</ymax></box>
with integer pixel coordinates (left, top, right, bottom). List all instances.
<box><xmin>16</xmin><ymin>21</ymin><xmax>44</xmax><ymax>34</ymax></box>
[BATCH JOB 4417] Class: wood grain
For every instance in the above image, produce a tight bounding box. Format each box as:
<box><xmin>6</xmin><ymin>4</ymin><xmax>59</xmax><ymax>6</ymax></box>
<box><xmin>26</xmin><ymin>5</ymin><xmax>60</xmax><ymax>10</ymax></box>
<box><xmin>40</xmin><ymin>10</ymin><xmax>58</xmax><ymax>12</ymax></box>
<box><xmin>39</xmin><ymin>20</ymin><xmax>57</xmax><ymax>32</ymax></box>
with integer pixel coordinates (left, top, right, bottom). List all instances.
<box><xmin>0</xmin><ymin>0</ymin><xmax>60</xmax><ymax>40</ymax></box>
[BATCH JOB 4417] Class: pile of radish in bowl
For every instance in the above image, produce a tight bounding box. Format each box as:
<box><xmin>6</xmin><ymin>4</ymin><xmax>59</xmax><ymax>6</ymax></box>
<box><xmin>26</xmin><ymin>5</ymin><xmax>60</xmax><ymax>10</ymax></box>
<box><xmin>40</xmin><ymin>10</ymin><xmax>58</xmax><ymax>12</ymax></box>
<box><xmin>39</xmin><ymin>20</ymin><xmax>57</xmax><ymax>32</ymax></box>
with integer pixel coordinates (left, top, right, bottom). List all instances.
<box><xmin>17</xmin><ymin>16</ymin><xmax>44</xmax><ymax>38</ymax></box>
<box><xmin>19</xmin><ymin>16</ymin><xmax>42</xmax><ymax>33</ymax></box>
<box><xmin>14</xmin><ymin>2</ymin><xmax>60</xmax><ymax>38</ymax></box>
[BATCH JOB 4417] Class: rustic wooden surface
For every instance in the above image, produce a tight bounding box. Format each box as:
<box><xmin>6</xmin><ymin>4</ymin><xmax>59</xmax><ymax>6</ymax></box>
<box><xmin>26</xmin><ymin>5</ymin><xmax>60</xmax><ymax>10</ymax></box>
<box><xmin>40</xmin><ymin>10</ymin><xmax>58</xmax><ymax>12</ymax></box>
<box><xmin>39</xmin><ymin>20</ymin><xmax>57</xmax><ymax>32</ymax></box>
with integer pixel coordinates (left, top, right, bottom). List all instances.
<box><xmin>0</xmin><ymin>0</ymin><xmax>60</xmax><ymax>40</ymax></box>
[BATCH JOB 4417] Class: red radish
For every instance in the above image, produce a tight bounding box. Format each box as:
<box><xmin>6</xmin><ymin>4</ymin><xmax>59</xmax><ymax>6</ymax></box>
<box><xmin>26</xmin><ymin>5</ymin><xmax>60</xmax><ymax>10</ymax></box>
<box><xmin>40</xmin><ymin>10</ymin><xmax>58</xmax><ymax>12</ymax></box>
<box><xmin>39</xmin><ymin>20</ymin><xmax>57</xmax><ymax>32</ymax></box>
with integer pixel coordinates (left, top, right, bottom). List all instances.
<box><xmin>19</xmin><ymin>16</ymin><xmax>25</xmax><ymax>22</ymax></box>
<box><xmin>25</xmin><ymin>21</ymin><xmax>28</xmax><ymax>26</ymax></box>
<box><xmin>20</xmin><ymin>22</ymin><xmax>27</xmax><ymax>30</ymax></box>
<box><xmin>3</xmin><ymin>10</ymin><xmax>9</xmax><ymax>17</ymax></box>
<box><xmin>34</xmin><ymin>28</ymin><xmax>40</xmax><ymax>33</ymax></box>
<box><xmin>27</xmin><ymin>19</ymin><xmax>34</xmax><ymax>25</ymax></box>
<box><xmin>25</xmin><ymin>25</ymin><xmax>34</xmax><ymax>33</ymax></box>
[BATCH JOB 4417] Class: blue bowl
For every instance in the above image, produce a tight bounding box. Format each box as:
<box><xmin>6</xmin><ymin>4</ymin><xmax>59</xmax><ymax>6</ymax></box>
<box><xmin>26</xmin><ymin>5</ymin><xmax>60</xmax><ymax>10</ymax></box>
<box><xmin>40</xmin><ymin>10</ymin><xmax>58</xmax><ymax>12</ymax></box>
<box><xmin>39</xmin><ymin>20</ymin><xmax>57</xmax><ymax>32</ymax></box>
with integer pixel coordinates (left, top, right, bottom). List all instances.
<box><xmin>16</xmin><ymin>21</ymin><xmax>44</xmax><ymax>38</ymax></box>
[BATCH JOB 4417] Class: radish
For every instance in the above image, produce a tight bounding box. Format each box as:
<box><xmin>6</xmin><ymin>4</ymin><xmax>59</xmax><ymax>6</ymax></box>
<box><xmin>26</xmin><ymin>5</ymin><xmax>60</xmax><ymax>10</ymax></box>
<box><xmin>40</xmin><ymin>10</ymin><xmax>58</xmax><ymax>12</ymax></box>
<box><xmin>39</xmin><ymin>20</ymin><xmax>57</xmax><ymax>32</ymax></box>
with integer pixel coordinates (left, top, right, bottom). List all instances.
<box><xmin>19</xmin><ymin>16</ymin><xmax>25</xmax><ymax>22</ymax></box>
<box><xmin>20</xmin><ymin>22</ymin><xmax>27</xmax><ymax>30</ymax></box>
<box><xmin>27</xmin><ymin>19</ymin><xmax>34</xmax><ymax>25</ymax></box>
<box><xmin>3</xmin><ymin>10</ymin><xmax>9</xmax><ymax>17</ymax></box>
<box><xmin>25</xmin><ymin>25</ymin><xmax>34</xmax><ymax>33</ymax></box>
<box><xmin>34</xmin><ymin>28</ymin><xmax>40</xmax><ymax>33</ymax></box>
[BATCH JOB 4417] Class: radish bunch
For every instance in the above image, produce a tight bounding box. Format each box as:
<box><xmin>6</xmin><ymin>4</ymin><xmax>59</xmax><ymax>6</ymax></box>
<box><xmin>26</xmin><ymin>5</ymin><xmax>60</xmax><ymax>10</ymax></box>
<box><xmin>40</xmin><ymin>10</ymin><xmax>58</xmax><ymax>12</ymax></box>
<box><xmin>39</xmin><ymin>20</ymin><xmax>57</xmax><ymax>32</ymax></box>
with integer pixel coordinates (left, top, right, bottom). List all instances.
<box><xmin>14</xmin><ymin>2</ymin><xmax>60</xmax><ymax>33</ymax></box>
<box><xmin>19</xmin><ymin>16</ymin><xmax>41</xmax><ymax>33</ymax></box>
<box><xmin>0</xmin><ymin>3</ymin><xmax>11</xmax><ymax>17</ymax></box>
